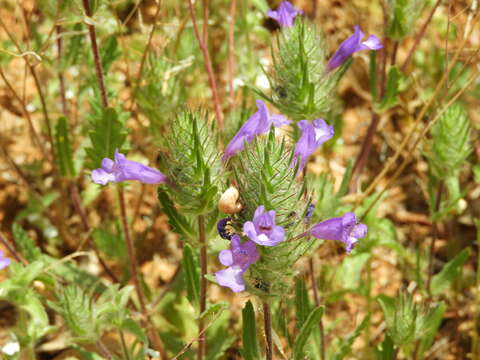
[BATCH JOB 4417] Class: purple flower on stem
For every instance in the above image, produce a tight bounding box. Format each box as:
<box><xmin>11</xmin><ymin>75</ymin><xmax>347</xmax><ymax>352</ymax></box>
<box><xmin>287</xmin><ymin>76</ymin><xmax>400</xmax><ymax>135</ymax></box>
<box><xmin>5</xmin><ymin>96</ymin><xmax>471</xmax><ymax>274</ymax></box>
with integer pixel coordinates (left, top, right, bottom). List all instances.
<box><xmin>327</xmin><ymin>25</ymin><xmax>383</xmax><ymax>72</ymax></box>
<box><xmin>267</xmin><ymin>1</ymin><xmax>303</xmax><ymax>28</ymax></box>
<box><xmin>215</xmin><ymin>235</ymin><xmax>259</xmax><ymax>292</ymax></box>
<box><xmin>292</xmin><ymin>119</ymin><xmax>334</xmax><ymax>171</ymax></box>
<box><xmin>0</xmin><ymin>251</ymin><xmax>11</xmax><ymax>270</ymax></box>
<box><xmin>243</xmin><ymin>205</ymin><xmax>285</xmax><ymax>246</ymax></box>
<box><xmin>223</xmin><ymin>100</ymin><xmax>290</xmax><ymax>161</ymax></box>
<box><xmin>91</xmin><ymin>150</ymin><xmax>167</xmax><ymax>185</ymax></box>
<box><xmin>309</xmin><ymin>212</ymin><xmax>368</xmax><ymax>253</ymax></box>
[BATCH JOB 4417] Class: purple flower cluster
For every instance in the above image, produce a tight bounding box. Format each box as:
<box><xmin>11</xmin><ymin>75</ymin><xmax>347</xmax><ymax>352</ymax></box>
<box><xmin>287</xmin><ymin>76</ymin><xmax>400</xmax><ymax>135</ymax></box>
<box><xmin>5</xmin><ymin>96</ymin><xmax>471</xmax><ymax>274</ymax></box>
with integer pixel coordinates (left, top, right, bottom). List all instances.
<box><xmin>0</xmin><ymin>251</ymin><xmax>10</xmax><ymax>270</ymax></box>
<box><xmin>266</xmin><ymin>1</ymin><xmax>303</xmax><ymax>28</ymax></box>
<box><xmin>215</xmin><ymin>205</ymin><xmax>285</xmax><ymax>292</ymax></box>
<box><xmin>215</xmin><ymin>207</ymin><xmax>367</xmax><ymax>292</ymax></box>
<box><xmin>223</xmin><ymin>100</ymin><xmax>290</xmax><ymax>161</ymax></box>
<box><xmin>91</xmin><ymin>150</ymin><xmax>167</xmax><ymax>186</ymax></box>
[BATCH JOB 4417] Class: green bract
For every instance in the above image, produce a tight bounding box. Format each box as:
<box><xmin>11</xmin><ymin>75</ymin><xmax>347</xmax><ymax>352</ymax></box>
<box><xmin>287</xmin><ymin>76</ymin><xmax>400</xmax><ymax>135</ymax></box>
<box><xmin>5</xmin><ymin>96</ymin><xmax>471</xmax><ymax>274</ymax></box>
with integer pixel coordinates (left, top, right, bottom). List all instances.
<box><xmin>160</xmin><ymin>109</ymin><xmax>221</xmax><ymax>215</ymax></box>
<box><xmin>232</xmin><ymin>129</ymin><xmax>314</xmax><ymax>298</ymax></box>
<box><xmin>262</xmin><ymin>21</ymin><xmax>339</xmax><ymax>121</ymax></box>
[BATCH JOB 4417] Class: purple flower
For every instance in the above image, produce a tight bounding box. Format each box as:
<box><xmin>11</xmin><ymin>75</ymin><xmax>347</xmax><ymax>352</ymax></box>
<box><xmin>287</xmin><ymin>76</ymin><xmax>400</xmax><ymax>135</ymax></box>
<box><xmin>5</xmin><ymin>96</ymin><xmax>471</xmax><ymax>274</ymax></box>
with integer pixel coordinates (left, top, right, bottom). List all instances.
<box><xmin>91</xmin><ymin>150</ymin><xmax>167</xmax><ymax>185</ymax></box>
<box><xmin>243</xmin><ymin>205</ymin><xmax>285</xmax><ymax>246</ymax></box>
<box><xmin>0</xmin><ymin>251</ymin><xmax>10</xmax><ymax>270</ymax></box>
<box><xmin>292</xmin><ymin>119</ymin><xmax>334</xmax><ymax>171</ymax></box>
<box><xmin>309</xmin><ymin>212</ymin><xmax>368</xmax><ymax>253</ymax></box>
<box><xmin>223</xmin><ymin>100</ymin><xmax>290</xmax><ymax>161</ymax></box>
<box><xmin>215</xmin><ymin>235</ymin><xmax>259</xmax><ymax>292</ymax></box>
<box><xmin>267</xmin><ymin>1</ymin><xmax>303</xmax><ymax>28</ymax></box>
<box><xmin>327</xmin><ymin>25</ymin><xmax>383</xmax><ymax>72</ymax></box>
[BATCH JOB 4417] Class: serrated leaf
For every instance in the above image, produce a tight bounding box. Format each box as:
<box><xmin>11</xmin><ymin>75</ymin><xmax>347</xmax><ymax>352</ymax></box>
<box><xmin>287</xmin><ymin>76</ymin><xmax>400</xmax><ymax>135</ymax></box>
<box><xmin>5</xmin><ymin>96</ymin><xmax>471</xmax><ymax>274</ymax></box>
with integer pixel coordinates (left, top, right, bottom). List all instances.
<box><xmin>295</xmin><ymin>278</ymin><xmax>311</xmax><ymax>329</ymax></box>
<box><xmin>431</xmin><ymin>247</ymin><xmax>471</xmax><ymax>295</ymax></box>
<box><xmin>85</xmin><ymin>107</ymin><xmax>128</xmax><ymax>169</ymax></box>
<box><xmin>293</xmin><ymin>306</ymin><xmax>324</xmax><ymax>359</ymax></box>
<box><xmin>417</xmin><ymin>302</ymin><xmax>446</xmax><ymax>357</ymax></box>
<box><xmin>242</xmin><ymin>301</ymin><xmax>261</xmax><ymax>360</ymax></box>
<box><xmin>375</xmin><ymin>66</ymin><xmax>400</xmax><ymax>112</ymax></box>
<box><xmin>12</xmin><ymin>223</ymin><xmax>41</xmax><ymax>262</ymax></box>
<box><xmin>182</xmin><ymin>244</ymin><xmax>200</xmax><ymax>307</ymax></box>
<box><xmin>55</xmin><ymin>117</ymin><xmax>76</xmax><ymax>177</ymax></box>
<box><xmin>158</xmin><ymin>189</ymin><xmax>195</xmax><ymax>239</ymax></box>
<box><xmin>93</xmin><ymin>227</ymin><xmax>127</xmax><ymax>261</ymax></box>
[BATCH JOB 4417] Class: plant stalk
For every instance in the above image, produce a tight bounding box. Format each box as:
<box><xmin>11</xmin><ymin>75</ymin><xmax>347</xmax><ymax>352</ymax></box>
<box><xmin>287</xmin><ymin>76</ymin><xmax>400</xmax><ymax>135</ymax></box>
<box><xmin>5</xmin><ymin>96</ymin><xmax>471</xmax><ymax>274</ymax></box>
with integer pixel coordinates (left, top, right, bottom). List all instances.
<box><xmin>197</xmin><ymin>214</ymin><xmax>208</xmax><ymax>360</ymax></box>
<box><xmin>187</xmin><ymin>0</ymin><xmax>224</xmax><ymax>128</ymax></box>
<box><xmin>118</xmin><ymin>187</ymin><xmax>166</xmax><ymax>358</ymax></box>
<box><xmin>263</xmin><ymin>302</ymin><xmax>273</xmax><ymax>360</ymax></box>
<box><xmin>426</xmin><ymin>181</ymin><xmax>444</xmax><ymax>294</ymax></box>
<box><xmin>309</xmin><ymin>258</ymin><xmax>326</xmax><ymax>360</ymax></box>
<box><xmin>82</xmin><ymin>0</ymin><xmax>108</xmax><ymax>108</ymax></box>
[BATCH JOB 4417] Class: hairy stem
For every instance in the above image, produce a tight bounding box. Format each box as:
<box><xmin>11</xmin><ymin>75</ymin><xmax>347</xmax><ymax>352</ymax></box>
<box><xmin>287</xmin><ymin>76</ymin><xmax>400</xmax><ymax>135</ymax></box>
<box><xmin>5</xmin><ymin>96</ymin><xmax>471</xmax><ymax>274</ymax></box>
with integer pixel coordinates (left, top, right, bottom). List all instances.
<box><xmin>309</xmin><ymin>258</ymin><xmax>326</xmax><ymax>360</ymax></box>
<box><xmin>187</xmin><ymin>0</ymin><xmax>224</xmax><ymax>128</ymax></box>
<box><xmin>227</xmin><ymin>0</ymin><xmax>237</xmax><ymax>110</ymax></box>
<box><xmin>0</xmin><ymin>231</ymin><xmax>26</xmax><ymax>264</ymax></box>
<box><xmin>197</xmin><ymin>215</ymin><xmax>208</xmax><ymax>360</ymax></box>
<box><xmin>118</xmin><ymin>187</ymin><xmax>166</xmax><ymax>358</ymax></box>
<box><xmin>96</xmin><ymin>340</ymin><xmax>113</xmax><ymax>360</ymax></box>
<box><xmin>82</xmin><ymin>0</ymin><xmax>108</xmax><ymax>108</ymax></box>
<box><xmin>263</xmin><ymin>302</ymin><xmax>273</xmax><ymax>360</ymax></box>
<box><xmin>400</xmin><ymin>0</ymin><xmax>442</xmax><ymax>72</ymax></box>
<box><xmin>56</xmin><ymin>25</ymin><xmax>68</xmax><ymax>116</ymax></box>
<box><xmin>426</xmin><ymin>181</ymin><xmax>444</xmax><ymax>294</ymax></box>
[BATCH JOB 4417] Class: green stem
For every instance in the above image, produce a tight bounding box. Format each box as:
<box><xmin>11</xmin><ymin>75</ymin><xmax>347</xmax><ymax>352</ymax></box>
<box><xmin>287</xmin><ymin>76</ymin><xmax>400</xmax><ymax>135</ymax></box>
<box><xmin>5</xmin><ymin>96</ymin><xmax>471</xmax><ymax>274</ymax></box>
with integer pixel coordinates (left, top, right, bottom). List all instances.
<box><xmin>263</xmin><ymin>302</ymin><xmax>273</xmax><ymax>360</ymax></box>
<box><xmin>197</xmin><ymin>215</ymin><xmax>208</xmax><ymax>360</ymax></box>
<box><xmin>309</xmin><ymin>257</ymin><xmax>326</xmax><ymax>360</ymax></box>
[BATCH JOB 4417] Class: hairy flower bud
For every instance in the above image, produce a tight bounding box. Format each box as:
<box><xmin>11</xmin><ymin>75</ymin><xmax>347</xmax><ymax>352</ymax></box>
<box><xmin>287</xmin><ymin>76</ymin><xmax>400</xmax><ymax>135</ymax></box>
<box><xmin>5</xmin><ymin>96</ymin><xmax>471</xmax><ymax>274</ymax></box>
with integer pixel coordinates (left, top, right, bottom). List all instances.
<box><xmin>218</xmin><ymin>187</ymin><xmax>243</xmax><ymax>214</ymax></box>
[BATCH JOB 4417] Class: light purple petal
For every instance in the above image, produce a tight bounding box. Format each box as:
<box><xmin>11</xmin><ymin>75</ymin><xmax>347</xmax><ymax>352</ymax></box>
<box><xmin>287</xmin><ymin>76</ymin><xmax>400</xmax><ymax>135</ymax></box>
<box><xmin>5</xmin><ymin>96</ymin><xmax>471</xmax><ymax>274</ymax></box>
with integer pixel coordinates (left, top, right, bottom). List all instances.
<box><xmin>312</xmin><ymin>119</ymin><xmax>334</xmax><ymax>146</ymax></box>
<box><xmin>267</xmin><ymin>1</ymin><xmax>302</xmax><ymax>28</ymax></box>
<box><xmin>268</xmin><ymin>225</ymin><xmax>285</xmax><ymax>246</ymax></box>
<box><xmin>351</xmin><ymin>224</ymin><xmax>368</xmax><ymax>238</ymax></box>
<box><xmin>271</xmin><ymin>114</ymin><xmax>291</xmax><ymax>127</ymax></box>
<box><xmin>91</xmin><ymin>168</ymin><xmax>116</xmax><ymax>185</ymax></box>
<box><xmin>101</xmin><ymin>158</ymin><xmax>115</xmax><ymax>172</ymax></box>
<box><xmin>218</xmin><ymin>249</ymin><xmax>234</xmax><ymax>266</ymax></box>
<box><xmin>215</xmin><ymin>266</ymin><xmax>245</xmax><ymax>292</ymax></box>
<box><xmin>0</xmin><ymin>251</ymin><xmax>10</xmax><ymax>270</ymax></box>
<box><xmin>327</xmin><ymin>25</ymin><xmax>382</xmax><ymax>72</ymax></box>
<box><xmin>310</xmin><ymin>217</ymin><xmax>344</xmax><ymax>241</ymax></box>
<box><xmin>341</xmin><ymin>212</ymin><xmax>357</xmax><ymax>227</ymax></box>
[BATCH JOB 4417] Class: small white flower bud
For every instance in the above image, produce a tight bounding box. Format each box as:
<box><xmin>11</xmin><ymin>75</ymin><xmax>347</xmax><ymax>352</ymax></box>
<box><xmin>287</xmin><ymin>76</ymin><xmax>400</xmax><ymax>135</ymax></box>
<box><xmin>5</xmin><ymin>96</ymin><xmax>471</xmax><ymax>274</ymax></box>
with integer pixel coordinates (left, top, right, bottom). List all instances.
<box><xmin>218</xmin><ymin>187</ymin><xmax>242</xmax><ymax>214</ymax></box>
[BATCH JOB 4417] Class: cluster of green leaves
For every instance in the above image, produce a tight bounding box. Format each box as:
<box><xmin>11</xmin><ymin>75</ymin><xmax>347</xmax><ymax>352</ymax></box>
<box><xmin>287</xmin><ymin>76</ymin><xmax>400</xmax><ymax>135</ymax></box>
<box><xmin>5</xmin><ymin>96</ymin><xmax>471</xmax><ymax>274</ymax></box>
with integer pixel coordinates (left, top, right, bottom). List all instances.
<box><xmin>387</xmin><ymin>0</ymin><xmax>428</xmax><ymax>40</ymax></box>
<box><xmin>260</xmin><ymin>21</ymin><xmax>342</xmax><ymax>121</ymax></box>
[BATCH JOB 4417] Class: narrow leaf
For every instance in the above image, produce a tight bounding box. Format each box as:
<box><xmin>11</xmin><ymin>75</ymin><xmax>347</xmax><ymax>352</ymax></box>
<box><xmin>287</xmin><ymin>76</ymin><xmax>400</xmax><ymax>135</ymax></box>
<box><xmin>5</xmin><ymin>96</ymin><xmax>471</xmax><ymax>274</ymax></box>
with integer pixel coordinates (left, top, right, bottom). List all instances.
<box><xmin>55</xmin><ymin>117</ymin><xmax>76</xmax><ymax>177</ymax></box>
<box><xmin>431</xmin><ymin>247</ymin><xmax>471</xmax><ymax>295</ymax></box>
<box><xmin>242</xmin><ymin>301</ymin><xmax>261</xmax><ymax>360</ymax></box>
<box><xmin>293</xmin><ymin>306</ymin><xmax>324</xmax><ymax>359</ymax></box>
<box><xmin>182</xmin><ymin>243</ymin><xmax>200</xmax><ymax>307</ymax></box>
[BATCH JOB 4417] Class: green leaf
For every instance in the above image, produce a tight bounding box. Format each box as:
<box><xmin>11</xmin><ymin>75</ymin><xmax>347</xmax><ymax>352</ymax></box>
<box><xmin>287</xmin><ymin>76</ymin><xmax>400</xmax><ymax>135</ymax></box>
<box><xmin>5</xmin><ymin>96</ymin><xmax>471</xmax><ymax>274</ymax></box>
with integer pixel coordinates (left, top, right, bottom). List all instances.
<box><xmin>85</xmin><ymin>107</ymin><xmax>128</xmax><ymax>169</ymax></box>
<box><xmin>55</xmin><ymin>117</ymin><xmax>76</xmax><ymax>177</ymax></box>
<box><xmin>242</xmin><ymin>301</ymin><xmax>261</xmax><ymax>360</ymax></box>
<box><xmin>375</xmin><ymin>66</ymin><xmax>400</xmax><ymax>112</ymax></box>
<box><xmin>292</xmin><ymin>306</ymin><xmax>324</xmax><ymax>360</ymax></box>
<box><xmin>375</xmin><ymin>334</ymin><xmax>395</xmax><ymax>360</ymax></box>
<box><xmin>12</xmin><ymin>223</ymin><xmax>41</xmax><ymax>262</ymax></box>
<box><xmin>158</xmin><ymin>189</ymin><xmax>195</xmax><ymax>238</ymax></box>
<box><xmin>431</xmin><ymin>247</ymin><xmax>471</xmax><ymax>295</ymax></box>
<box><xmin>417</xmin><ymin>302</ymin><xmax>446</xmax><ymax>357</ymax></box>
<box><xmin>182</xmin><ymin>244</ymin><xmax>200</xmax><ymax>307</ymax></box>
<box><xmin>93</xmin><ymin>227</ymin><xmax>127</xmax><ymax>261</ymax></box>
<box><xmin>330</xmin><ymin>317</ymin><xmax>368</xmax><ymax>360</ymax></box>
<box><xmin>295</xmin><ymin>278</ymin><xmax>311</xmax><ymax>329</ymax></box>
<box><xmin>100</xmin><ymin>35</ymin><xmax>121</xmax><ymax>73</ymax></box>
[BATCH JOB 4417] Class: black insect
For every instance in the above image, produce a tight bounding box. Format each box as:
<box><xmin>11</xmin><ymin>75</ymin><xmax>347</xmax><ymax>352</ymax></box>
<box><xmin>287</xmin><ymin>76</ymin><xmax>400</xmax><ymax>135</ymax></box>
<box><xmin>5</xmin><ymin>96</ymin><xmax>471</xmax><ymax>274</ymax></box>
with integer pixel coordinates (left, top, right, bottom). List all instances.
<box><xmin>217</xmin><ymin>217</ymin><xmax>235</xmax><ymax>240</ymax></box>
<box><xmin>253</xmin><ymin>278</ymin><xmax>270</xmax><ymax>293</ymax></box>
<box><xmin>275</xmin><ymin>86</ymin><xmax>287</xmax><ymax>99</ymax></box>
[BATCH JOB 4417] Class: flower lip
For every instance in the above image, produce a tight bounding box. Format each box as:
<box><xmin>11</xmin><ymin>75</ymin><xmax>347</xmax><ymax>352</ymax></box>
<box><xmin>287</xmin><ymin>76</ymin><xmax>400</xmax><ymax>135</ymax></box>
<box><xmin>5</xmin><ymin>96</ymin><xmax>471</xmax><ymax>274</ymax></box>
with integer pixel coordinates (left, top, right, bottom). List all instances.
<box><xmin>243</xmin><ymin>205</ymin><xmax>285</xmax><ymax>247</ymax></box>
